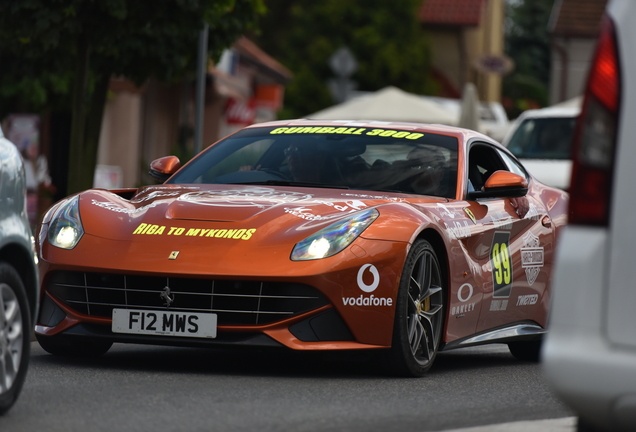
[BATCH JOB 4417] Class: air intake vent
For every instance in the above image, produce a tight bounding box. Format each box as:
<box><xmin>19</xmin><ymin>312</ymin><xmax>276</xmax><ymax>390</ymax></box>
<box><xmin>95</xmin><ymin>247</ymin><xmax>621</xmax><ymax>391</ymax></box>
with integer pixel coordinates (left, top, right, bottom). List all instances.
<box><xmin>47</xmin><ymin>271</ymin><xmax>328</xmax><ymax>326</ymax></box>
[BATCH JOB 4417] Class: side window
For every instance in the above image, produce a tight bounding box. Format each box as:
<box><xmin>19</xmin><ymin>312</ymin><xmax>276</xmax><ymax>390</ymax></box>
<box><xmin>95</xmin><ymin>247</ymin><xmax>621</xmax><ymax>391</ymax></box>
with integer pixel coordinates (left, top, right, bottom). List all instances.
<box><xmin>467</xmin><ymin>143</ymin><xmax>508</xmax><ymax>191</ymax></box>
<box><xmin>497</xmin><ymin>149</ymin><xmax>529</xmax><ymax>180</ymax></box>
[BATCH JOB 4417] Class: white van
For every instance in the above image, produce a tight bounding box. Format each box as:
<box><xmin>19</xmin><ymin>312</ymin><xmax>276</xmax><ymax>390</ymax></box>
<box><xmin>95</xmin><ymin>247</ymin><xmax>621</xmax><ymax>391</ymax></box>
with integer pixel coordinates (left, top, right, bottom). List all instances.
<box><xmin>543</xmin><ymin>1</ymin><xmax>636</xmax><ymax>431</ymax></box>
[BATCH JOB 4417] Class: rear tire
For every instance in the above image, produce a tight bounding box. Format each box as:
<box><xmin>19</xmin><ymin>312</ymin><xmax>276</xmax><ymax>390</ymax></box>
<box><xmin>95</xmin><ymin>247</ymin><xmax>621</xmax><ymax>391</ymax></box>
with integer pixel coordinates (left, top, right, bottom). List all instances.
<box><xmin>508</xmin><ymin>339</ymin><xmax>542</xmax><ymax>362</ymax></box>
<box><xmin>0</xmin><ymin>263</ymin><xmax>31</xmax><ymax>415</ymax></box>
<box><xmin>36</xmin><ymin>334</ymin><xmax>112</xmax><ymax>358</ymax></box>
<box><xmin>576</xmin><ymin>417</ymin><xmax>602</xmax><ymax>432</ymax></box>
<box><xmin>388</xmin><ymin>239</ymin><xmax>445</xmax><ymax>377</ymax></box>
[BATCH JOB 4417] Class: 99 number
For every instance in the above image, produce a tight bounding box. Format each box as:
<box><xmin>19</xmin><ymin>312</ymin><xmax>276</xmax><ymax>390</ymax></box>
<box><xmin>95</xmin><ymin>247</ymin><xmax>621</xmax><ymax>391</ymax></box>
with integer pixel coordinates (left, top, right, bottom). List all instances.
<box><xmin>491</xmin><ymin>242</ymin><xmax>511</xmax><ymax>285</ymax></box>
<box><xmin>491</xmin><ymin>231</ymin><xmax>513</xmax><ymax>297</ymax></box>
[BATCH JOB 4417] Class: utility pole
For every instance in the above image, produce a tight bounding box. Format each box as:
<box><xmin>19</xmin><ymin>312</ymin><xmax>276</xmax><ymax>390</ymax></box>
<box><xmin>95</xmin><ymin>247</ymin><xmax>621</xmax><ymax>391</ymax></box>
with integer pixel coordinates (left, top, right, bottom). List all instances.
<box><xmin>194</xmin><ymin>23</ymin><xmax>209</xmax><ymax>155</ymax></box>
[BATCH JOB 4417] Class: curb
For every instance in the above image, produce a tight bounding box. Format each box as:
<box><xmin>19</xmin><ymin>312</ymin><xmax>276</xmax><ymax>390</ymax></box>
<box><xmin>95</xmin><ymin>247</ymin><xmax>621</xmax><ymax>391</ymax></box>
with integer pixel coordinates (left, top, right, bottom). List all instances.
<box><xmin>441</xmin><ymin>417</ymin><xmax>576</xmax><ymax>432</ymax></box>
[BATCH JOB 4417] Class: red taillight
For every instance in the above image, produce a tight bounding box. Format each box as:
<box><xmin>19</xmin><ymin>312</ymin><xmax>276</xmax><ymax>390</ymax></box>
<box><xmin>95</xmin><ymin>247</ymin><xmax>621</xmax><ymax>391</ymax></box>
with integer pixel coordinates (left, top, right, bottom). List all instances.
<box><xmin>568</xmin><ymin>17</ymin><xmax>620</xmax><ymax>226</ymax></box>
<box><xmin>589</xmin><ymin>21</ymin><xmax>620</xmax><ymax>112</ymax></box>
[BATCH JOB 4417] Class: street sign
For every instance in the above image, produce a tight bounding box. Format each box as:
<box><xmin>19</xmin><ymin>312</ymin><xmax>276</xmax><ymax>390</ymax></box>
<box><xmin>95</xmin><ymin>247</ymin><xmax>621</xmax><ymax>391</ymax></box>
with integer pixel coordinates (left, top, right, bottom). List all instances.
<box><xmin>329</xmin><ymin>47</ymin><xmax>358</xmax><ymax>77</ymax></box>
<box><xmin>474</xmin><ymin>54</ymin><xmax>514</xmax><ymax>75</ymax></box>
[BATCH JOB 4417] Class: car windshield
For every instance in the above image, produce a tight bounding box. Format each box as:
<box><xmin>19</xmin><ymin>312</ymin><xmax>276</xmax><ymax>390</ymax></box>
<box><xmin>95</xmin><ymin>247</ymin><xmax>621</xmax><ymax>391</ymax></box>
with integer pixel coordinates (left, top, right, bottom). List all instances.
<box><xmin>167</xmin><ymin>125</ymin><xmax>459</xmax><ymax>198</ymax></box>
<box><xmin>506</xmin><ymin>117</ymin><xmax>576</xmax><ymax>160</ymax></box>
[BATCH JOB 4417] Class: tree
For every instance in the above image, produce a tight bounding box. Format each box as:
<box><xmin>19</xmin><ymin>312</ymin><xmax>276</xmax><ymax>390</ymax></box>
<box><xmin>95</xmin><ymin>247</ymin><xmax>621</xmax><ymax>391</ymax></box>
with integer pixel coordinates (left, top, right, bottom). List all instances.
<box><xmin>0</xmin><ymin>0</ymin><xmax>264</xmax><ymax>194</ymax></box>
<box><xmin>503</xmin><ymin>0</ymin><xmax>555</xmax><ymax>118</ymax></box>
<box><xmin>250</xmin><ymin>0</ymin><xmax>434</xmax><ymax>119</ymax></box>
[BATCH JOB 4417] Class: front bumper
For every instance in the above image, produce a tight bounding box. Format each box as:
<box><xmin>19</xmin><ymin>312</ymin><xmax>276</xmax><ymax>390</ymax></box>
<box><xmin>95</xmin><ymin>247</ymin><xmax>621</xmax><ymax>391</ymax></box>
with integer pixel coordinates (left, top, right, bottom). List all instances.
<box><xmin>35</xmin><ymin>292</ymin><xmax>388</xmax><ymax>351</ymax></box>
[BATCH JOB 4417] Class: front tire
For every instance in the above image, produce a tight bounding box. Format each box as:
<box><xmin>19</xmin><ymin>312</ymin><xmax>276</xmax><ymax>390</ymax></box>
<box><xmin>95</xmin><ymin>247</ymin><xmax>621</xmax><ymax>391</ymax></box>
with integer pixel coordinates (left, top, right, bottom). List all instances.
<box><xmin>0</xmin><ymin>263</ymin><xmax>31</xmax><ymax>415</ymax></box>
<box><xmin>389</xmin><ymin>239</ymin><xmax>445</xmax><ymax>377</ymax></box>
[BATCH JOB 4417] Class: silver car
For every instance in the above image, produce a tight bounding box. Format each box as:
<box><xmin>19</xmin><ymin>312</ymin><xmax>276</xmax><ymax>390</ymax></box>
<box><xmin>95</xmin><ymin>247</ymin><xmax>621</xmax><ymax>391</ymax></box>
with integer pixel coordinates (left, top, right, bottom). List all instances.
<box><xmin>543</xmin><ymin>0</ymin><xmax>636</xmax><ymax>431</ymax></box>
<box><xmin>0</xmin><ymin>126</ymin><xmax>40</xmax><ymax>414</ymax></box>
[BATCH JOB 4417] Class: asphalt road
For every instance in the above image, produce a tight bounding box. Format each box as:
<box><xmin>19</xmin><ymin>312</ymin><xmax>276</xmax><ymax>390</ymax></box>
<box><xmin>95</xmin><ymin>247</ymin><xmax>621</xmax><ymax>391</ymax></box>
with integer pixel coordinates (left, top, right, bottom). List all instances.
<box><xmin>2</xmin><ymin>342</ymin><xmax>573</xmax><ymax>432</ymax></box>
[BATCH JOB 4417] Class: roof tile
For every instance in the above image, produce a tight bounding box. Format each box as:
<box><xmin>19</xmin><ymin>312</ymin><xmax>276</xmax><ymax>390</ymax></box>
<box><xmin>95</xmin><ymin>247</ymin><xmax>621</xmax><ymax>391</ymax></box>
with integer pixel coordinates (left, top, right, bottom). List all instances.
<box><xmin>551</xmin><ymin>0</ymin><xmax>609</xmax><ymax>37</ymax></box>
<box><xmin>419</xmin><ymin>0</ymin><xmax>485</xmax><ymax>26</ymax></box>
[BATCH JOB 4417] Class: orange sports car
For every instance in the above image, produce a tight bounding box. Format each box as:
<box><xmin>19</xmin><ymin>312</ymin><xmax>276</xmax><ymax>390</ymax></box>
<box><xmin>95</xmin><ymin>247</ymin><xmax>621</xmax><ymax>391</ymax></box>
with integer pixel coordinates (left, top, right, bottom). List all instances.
<box><xmin>34</xmin><ymin>120</ymin><xmax>567</xmax><ymax>376</ymax></box>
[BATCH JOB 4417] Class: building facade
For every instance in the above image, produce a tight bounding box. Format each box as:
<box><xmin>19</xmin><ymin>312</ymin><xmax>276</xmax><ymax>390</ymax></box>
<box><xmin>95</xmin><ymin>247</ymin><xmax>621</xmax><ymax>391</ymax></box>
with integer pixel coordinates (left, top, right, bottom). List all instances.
<box><xmin>548</xmin><ymin>0</ymin><xmax>608</xmax><ymax>105</ymax></box>
<box><xmin>95</xmin><ymin>36</ymin><xmax>292</xmax><ymax>189</ymax></box>
<box><xmin>418</xmin><ymin>0</ymin><xmax>507</xmax><ymax>102</ymax></box>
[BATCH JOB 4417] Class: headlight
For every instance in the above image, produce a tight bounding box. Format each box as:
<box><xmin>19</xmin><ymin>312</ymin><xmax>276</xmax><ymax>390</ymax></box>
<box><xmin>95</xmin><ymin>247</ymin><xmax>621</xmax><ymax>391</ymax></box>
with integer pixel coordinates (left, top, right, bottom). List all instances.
<box><xmin>47</xmin><ymin>196</ymin><xmax>84</xmax><ymax>249</ymax></box>
<box><xmin>291</xmin><ymin>208</ymin><xmax>379</xmax><ymax>261</ymax></box>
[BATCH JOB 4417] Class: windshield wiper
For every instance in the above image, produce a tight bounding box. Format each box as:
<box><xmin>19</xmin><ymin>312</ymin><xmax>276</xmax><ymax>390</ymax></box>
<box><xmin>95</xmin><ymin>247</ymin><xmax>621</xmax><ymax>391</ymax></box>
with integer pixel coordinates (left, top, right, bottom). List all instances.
<box><xmin>230</xmin><ymin>180</ymin><xmax>350</xmax><ymax>189</ymax></box>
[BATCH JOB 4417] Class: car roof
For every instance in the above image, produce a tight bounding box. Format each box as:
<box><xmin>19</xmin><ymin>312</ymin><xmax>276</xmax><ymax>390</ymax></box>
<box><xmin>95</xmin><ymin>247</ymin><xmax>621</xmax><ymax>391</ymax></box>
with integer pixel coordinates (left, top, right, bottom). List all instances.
<box><xmin>501</xmin><ymin>104</ymin><xmax>581</xmax><ymax>147</ymax></box>
<box><xmin>514</xmin><ymin>105</ymin><xmax>580</xmax><ymax>120</ymax></box>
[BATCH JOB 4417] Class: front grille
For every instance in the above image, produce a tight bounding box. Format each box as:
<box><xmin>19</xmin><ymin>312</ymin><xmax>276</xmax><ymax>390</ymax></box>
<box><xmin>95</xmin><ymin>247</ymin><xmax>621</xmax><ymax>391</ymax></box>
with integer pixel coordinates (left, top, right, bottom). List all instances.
<box><xmin>46</xmin><ymin>271</ymin><xmax>329</xmax><ymax>326</ymax></box>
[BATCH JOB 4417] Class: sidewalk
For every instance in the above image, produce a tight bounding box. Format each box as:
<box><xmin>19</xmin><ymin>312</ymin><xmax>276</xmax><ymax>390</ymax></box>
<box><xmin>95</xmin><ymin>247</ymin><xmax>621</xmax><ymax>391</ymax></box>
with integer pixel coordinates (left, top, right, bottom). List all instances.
<box><xmin>442</xmin><ymin>417</ymin><xmax>576</xmax><ymax>432</ymax></box>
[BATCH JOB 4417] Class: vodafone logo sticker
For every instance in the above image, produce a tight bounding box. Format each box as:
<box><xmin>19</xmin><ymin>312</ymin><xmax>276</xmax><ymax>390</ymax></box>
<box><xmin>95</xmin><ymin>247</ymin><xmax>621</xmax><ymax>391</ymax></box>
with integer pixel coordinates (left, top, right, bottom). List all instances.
<box><xmin>357</xmin><ymin>264</ymin><xmax>379</xmax><ymax>293</ymax></box>
<box><xmin>342</xmin><ymin>264</ymin><xmax>393</xmax><ymax>307</ymax></box>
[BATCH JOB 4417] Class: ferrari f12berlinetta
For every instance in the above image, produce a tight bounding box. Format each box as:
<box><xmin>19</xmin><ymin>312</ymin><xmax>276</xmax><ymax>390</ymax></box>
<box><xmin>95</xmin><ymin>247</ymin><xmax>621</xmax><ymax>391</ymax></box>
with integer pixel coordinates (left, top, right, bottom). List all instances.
<box><xmin>35</xmin><ymin>120</ymin><xmax>567</xmax><ymax>376</ymax></box>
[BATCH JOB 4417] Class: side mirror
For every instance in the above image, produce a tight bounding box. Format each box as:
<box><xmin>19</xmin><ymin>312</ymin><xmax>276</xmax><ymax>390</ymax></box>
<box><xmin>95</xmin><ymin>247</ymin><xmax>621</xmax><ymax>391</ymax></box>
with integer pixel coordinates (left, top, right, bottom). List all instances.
<box><xmin>468</xmin><ymin>170</ymin><xmax>528</xmax><ymax>199</ymax></box>
<box><xmin>149</xmin><ymin>156</ymin><xmax>181</xmax><ymax>183</ymax></box>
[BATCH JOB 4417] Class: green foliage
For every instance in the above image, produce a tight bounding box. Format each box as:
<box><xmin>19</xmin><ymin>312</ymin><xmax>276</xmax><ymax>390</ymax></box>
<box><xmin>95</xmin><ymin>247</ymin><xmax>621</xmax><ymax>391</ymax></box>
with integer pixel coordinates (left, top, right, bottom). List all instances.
<box><xmin>0</xmin><ymin>0</ymin><xmax>265</xmax><ymax>194</ymax></box>
<box><xmin>0</xmin><ymin>0</ymin><xmax>264</xmax><ymax>114</ymax></box>
<box><xmin>251</xmin><ymin>0</ymin><xmax>433</xmax><ymax>118</ymax></box>
<box><xmin>503</xmin><ymin>0</ymin><xmax>555</xmax><ymax>118</ymax></box>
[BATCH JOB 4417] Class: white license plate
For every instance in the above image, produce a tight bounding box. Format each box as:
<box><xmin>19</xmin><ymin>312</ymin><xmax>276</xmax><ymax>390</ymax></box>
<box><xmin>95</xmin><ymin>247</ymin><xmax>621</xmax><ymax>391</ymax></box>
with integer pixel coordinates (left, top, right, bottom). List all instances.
<box><xmin>112</xmin><ymin>308</ymin><xmax>217</xmax><ymax>338</ymax></box>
